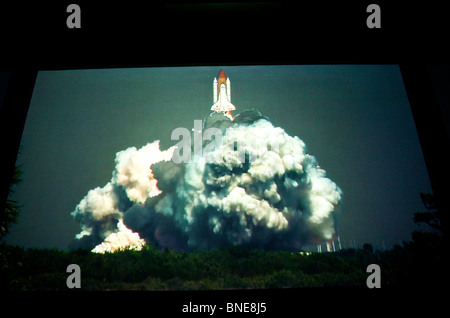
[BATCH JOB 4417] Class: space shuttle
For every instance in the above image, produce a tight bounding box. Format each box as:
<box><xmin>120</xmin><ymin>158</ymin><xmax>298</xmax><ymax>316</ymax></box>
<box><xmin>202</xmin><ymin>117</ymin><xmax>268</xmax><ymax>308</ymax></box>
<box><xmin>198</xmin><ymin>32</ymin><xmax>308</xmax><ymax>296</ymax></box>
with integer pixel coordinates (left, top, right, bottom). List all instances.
<box><xmin>211</xmin><ymin>70</ymin><xmax>235</xmax><ymax>120</ymax></box>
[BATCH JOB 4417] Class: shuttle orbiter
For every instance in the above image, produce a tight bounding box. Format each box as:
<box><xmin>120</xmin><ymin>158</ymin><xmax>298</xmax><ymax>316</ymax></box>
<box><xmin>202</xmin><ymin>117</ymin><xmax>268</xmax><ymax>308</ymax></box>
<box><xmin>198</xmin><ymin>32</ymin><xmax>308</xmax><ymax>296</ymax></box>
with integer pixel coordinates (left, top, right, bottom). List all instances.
<box><xmin>211</xmin><ymin>70</ymin><xmax>235</xmax><ymax>120</ymax></box>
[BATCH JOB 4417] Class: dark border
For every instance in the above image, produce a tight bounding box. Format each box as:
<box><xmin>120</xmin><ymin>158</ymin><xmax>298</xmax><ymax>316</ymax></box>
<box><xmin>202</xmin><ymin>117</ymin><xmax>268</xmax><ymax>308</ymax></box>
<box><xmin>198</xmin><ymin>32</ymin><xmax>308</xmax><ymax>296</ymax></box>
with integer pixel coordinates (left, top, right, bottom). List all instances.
<box><xmin>1</xmin><ymin>1</ymin><xmax>449</xmax><ymax>313</ymax></box>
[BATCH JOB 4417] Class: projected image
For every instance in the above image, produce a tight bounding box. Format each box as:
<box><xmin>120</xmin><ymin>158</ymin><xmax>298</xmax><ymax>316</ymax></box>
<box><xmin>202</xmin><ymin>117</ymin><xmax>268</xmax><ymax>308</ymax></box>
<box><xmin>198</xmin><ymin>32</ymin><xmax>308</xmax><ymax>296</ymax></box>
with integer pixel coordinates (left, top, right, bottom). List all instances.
<box><xmin>3</xmin><ymin>65</ymin><xmax>438</xmax><ymax>290</ymax></box>
<box><xmin>72</xmin><ymin>69</ymin><xmax>342</xmax><ymax>253</ymax></box>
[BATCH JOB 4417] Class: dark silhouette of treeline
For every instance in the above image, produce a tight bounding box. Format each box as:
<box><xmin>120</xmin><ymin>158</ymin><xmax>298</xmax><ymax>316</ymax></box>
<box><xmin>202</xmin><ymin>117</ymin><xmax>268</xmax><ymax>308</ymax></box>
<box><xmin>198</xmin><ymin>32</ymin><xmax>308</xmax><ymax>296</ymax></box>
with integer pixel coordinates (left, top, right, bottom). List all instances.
<box><xmin>0</xmin><ymin>236</ymin><xmax>443</xmax><ymax>291</ymax></box>
<box><xmin>1</xmin><ymin>192</ymin><xmax>445</xmax><ymax>290</ymax></box>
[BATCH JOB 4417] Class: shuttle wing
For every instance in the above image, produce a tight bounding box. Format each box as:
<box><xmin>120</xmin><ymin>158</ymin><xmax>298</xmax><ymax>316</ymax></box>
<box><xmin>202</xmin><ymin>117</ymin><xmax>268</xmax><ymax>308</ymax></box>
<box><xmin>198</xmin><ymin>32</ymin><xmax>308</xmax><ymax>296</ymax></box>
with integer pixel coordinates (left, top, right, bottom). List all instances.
<box><xmin>211</xmin><ymin>84</ymin><xmax>236</xmax><ymax>112</ymax></box>
<box><xmin>211</xmin><ymin>98</ymin><xmax>235</xmax><ymax>112</ymax></box>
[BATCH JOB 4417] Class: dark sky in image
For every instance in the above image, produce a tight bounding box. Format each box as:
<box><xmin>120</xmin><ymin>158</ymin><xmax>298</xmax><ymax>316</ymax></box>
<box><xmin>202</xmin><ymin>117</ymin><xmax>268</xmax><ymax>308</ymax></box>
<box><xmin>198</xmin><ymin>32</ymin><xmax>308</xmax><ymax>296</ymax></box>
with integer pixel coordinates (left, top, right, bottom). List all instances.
<box><xmin>5</xmin><ymin>65</ymin><xmax>432</xmax><ymax>250</ymax></box>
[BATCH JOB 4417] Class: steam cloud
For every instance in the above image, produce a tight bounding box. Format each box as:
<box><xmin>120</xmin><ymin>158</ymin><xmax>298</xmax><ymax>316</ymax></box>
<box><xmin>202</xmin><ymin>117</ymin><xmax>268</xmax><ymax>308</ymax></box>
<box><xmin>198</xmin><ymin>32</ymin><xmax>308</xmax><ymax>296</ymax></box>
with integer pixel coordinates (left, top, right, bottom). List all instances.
<box><xmin>71</xmin><ymin>109</ymin><xmax>342</xmax><ymax>252</ymax></box>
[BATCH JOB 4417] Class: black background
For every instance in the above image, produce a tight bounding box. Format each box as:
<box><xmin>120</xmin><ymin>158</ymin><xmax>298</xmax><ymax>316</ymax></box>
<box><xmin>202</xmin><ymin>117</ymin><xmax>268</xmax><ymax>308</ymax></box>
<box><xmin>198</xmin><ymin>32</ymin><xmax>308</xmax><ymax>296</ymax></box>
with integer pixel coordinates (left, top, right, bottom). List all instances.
<box><xmin>1</xmin><ymin>1</ymin><xmax>448</xmax><ymax>316</ymax></box>
<box><xmin>0</xmin><ymin>1</ymin><xmax>448</xmax><ymax>68</ymax></box>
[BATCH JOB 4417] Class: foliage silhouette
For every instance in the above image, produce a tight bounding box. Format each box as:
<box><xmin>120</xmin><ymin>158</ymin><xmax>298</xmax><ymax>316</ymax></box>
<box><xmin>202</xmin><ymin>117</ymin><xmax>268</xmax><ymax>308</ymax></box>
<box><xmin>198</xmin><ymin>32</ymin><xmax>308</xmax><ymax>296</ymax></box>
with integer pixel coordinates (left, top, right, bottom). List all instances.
<box><xmin>0</xmin><ymin>192</ymin><xmax>445</xmax><ymax>290</ymax></box>
<box><xmin>1</xmin><ymin>164</ymin><xmax>23</xmax><ymax>238</ymax></box>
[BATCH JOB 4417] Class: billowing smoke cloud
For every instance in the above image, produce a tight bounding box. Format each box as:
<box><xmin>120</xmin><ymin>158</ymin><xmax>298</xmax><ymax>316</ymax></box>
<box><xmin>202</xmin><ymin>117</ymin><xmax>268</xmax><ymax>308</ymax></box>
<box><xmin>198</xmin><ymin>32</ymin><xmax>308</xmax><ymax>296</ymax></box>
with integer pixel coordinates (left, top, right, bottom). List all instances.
<box><xmin>71</xmin><ymin>109</ymin><xmax>342</xmax><ymax>252</ymax></box>
<box><xmin>70</xmin><ymin>141</ymin><xmax>174</xmax><ymax>250</ymax></box>
<box><xmin>92</xmin><ymin>219</ymin><xmax>146</xmax><ymax>253</ymax></box>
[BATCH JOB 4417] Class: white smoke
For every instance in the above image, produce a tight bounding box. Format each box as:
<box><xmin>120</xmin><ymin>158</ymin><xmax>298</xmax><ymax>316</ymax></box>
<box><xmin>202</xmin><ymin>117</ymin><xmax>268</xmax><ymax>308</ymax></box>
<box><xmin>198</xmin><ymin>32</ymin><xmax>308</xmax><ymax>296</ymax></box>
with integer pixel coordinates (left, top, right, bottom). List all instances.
<box><xmin>92</xmin><ymin>219</ymin><xmax>146</xmax><ymax>253</ymax></box>
<box><xmin>71</xmin><ymin>109</ymin><xmax>342</xmax><ymax>252</ymax></box>
<box><xmin>113</xmin><ymin>141</ymin><xmax>174</xmax><ymax>203</ymax></box>
<box><xmin>70</xmin><ymin>140</ymin><xmax>175</xmax><ymax>251</ymax></box>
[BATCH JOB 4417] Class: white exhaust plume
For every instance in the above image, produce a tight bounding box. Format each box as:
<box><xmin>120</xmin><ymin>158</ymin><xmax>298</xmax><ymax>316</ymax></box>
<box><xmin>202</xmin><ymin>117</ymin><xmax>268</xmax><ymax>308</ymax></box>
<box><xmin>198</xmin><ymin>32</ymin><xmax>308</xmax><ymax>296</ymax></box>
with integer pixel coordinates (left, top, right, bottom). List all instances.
<box><xmin>70</xmin><ymin>109</ymin><xmax>342</xmax><ymax>252</ymax></box>
<box><xmin>70</xmin><ymin>140</ymin><xmax>175</xmax><ymax>251</ymax></box>
<box><xmin>92</xmin><ymin>219</ymin><xmax>146</xmax><ymax>253</ymax></box>
<box><xmin>113</xmin><ymin>141</ymin><xmax>175</xmax><ymax>203</ymax></box>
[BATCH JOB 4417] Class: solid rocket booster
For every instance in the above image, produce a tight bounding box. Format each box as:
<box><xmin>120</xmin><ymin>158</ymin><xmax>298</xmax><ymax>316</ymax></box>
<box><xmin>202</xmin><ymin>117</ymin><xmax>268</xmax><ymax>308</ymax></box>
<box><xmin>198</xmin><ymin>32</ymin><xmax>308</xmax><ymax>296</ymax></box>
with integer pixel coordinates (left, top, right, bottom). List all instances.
<box><xmin>211</xmin><ymin>70</ymin><xmax>235</xmax><ymax>120</ymax></box>
<box><xmin>213</xmin><ymin>77</ymin><xmax>217</xmax><ymax>103</ymax></box>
